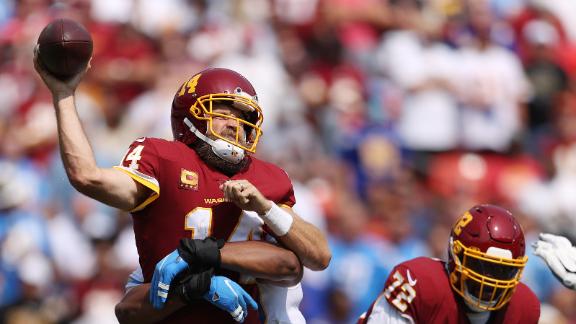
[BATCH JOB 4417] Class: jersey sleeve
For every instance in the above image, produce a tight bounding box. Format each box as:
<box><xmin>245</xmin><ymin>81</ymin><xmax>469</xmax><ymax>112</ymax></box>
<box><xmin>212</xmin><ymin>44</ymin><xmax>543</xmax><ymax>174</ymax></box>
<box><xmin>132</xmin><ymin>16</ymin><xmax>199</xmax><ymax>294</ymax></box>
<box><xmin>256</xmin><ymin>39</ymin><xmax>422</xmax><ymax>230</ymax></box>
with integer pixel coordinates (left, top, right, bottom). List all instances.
<box><xmin>113</xmin><ymin>137</ymin><xmax>161</xmax><ymax>212</ymax></box>
<box><xmin>278</xmin><ymin>169</ymin><xmax>296</xmax><ymax>208</ymax></box>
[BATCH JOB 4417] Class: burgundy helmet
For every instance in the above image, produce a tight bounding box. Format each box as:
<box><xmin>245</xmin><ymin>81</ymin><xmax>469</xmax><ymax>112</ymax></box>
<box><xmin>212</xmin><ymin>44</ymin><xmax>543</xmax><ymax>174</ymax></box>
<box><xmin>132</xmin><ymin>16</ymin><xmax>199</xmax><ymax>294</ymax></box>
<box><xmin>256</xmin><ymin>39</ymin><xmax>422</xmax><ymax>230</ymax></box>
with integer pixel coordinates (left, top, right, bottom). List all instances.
<box><xmin>447</xmin><ymin>204</ymin><xmax>527</xmax><ymax>311</ymax></box>
<box><xmin>171</xmin><ymin>68</ymin><xmax>263</xmax><ymax>153</ymax></box>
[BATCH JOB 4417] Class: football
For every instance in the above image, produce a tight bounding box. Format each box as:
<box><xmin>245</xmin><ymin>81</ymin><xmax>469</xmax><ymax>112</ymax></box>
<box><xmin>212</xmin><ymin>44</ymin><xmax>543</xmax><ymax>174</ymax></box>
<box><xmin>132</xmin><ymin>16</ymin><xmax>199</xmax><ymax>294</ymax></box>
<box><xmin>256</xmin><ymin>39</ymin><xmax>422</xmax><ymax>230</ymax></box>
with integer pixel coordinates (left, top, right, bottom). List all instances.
<box><xmin>37</xmin><ymin>18</ymin><xmax>93</xmax><ymax>79</ymax></box>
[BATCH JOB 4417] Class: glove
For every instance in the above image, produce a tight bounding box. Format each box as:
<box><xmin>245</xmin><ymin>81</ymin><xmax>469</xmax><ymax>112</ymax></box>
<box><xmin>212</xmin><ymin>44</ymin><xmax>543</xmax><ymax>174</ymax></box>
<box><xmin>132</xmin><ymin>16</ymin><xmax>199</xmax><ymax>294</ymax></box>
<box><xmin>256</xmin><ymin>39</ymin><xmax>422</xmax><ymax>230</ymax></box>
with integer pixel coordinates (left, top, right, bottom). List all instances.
<box><xmin>178</xmin><ymin>236</ymin><xmax>225</xmax><ymax>272</ymax></box>
<box><xmin>150</xmin><ymin>249</ymin><xmax>189</xmax><ymax>309</ymax></box>
<box><xmin>171</xmin><ymin>268</ymin><xmax>214</xmax><ymax>303</ymax></box>
<box><xmin>149</xmin><ymin>237</ymin><xmax>225</xmax><ymax>309</ymax></box>
<box><xmin>533</xmin><ymin>233</ymin><xmax>576</xmax><ymax>290</ymax></box>
<box><xmin>203</xmin><ymin>276</ymin><xmax>258</xmax><ymax>323</ymax></box>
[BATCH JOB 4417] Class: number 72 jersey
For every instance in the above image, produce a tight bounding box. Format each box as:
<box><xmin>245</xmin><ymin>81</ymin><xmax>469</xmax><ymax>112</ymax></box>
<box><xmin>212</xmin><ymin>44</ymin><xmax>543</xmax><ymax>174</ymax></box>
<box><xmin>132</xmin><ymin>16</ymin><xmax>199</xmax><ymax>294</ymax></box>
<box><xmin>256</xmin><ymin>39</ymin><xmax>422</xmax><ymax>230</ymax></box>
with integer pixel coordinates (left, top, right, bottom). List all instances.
<box><xmin>114</xmin><ymin>137</ymin><xmax>296</xmax><ymax>283</ymax></box>
<box><xmin>359</xmin><ymin>257</ymin><xmax>540</xmax><ymax>324</ymax></box>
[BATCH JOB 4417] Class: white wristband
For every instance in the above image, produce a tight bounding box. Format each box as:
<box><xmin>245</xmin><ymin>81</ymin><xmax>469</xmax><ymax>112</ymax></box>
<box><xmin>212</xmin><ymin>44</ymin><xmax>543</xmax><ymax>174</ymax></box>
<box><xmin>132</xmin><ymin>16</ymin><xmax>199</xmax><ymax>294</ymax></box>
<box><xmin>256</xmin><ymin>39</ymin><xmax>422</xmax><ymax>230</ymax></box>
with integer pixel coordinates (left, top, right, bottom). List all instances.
<box><xmin>260</xmin><ymin>203</ymin><xmax>293</xmax><ymax>237</ymax></box>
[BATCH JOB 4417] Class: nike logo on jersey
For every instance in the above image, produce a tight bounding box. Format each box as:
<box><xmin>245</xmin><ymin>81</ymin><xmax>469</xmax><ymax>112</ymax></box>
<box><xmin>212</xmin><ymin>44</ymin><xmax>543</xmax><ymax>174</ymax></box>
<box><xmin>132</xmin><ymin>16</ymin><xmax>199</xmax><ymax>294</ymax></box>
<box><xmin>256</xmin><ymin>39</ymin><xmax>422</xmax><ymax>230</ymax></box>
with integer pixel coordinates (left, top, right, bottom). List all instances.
<box><xmin>406</xmin><ymin>270</ymin><xmax>418</xmax><ymax>286</ymax></box>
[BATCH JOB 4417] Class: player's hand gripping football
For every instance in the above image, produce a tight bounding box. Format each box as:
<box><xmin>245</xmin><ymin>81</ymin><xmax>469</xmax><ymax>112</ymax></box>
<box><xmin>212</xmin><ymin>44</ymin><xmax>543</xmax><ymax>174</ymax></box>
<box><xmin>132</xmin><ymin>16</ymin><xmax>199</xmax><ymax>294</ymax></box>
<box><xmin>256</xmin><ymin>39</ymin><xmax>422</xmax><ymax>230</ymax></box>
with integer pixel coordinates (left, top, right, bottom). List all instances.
<box><xmin>149</xmin><ymin>237</ymin><xmax>224</xmax><ymax>308</ymax></box>
<box><xmin>220</xmin><ymin>180</ymin><xmax>272</xmax><ymax>215</ymax></box>
<box><xmin>33</xmin><ymin>45</ymin><xmax>90</xmax><ymax>97</ymax></box>
<box><xmin>533</xmin><ymin>233</ymin><xmax>576</xmax><ymax>290</ymax></box>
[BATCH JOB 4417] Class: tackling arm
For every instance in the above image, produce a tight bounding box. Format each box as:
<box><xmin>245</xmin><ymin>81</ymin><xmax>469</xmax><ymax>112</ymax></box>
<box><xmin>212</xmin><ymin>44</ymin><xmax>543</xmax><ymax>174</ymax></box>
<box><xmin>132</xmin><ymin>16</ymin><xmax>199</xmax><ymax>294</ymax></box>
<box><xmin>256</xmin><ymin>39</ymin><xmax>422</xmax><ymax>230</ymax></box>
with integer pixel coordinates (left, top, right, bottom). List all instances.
<box><xmin>122</xmin><ymin>240</ymin><xmax>301</xmax><ymax>322</ymax></box>
<box><xmin>116</xmin><ymin>284</ymin><xmax>185</xmax><ymax>324</ymax></box>
<box><xmin>220</xmin><ymin>240</ymin><xmax>303</xmax><ymax>285</ymax></box>
<box><xmin>118</xmin><ymin>274</ymin><xmax>257</xmax><ymax>324</ymax></box>
<box><xmin>151</xmin><ymin>238</ymin><xmax>303</xmax><ymax>305</ymax></box>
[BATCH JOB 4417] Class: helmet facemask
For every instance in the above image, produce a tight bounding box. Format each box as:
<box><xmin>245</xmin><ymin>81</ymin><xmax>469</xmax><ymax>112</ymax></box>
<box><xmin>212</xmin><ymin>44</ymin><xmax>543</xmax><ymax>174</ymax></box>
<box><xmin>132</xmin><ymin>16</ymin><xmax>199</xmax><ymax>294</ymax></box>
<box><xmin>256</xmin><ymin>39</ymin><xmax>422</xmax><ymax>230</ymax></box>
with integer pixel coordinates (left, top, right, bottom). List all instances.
<box><xmin>449</xmin><ymin>237</ymin><xmax>527</xmax><ymax>311</ymax></box>
<box><xmin>193</xmin><ymin>93</ymin><xmax>263</xmax><ymax>154</ymax></box>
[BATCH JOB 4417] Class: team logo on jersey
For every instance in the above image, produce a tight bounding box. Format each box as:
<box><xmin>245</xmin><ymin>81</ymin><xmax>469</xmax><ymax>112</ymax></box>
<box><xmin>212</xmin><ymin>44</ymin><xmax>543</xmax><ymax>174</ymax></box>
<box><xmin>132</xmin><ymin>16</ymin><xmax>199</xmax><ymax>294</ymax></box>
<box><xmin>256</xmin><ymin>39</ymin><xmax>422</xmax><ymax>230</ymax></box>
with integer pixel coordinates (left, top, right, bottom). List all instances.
<box><xmin>179</xmin><ymin>169</ymin><xmax>198</xmax><ymax>190</ymax></box>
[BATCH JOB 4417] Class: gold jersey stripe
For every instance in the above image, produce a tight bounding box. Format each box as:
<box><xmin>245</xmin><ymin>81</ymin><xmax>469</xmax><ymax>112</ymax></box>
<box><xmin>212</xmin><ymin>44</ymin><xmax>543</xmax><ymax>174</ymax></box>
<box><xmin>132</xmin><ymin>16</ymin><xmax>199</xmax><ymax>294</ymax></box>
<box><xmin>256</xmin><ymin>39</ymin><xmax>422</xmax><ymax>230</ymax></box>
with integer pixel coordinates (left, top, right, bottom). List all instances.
<box><xmin>113</xmin><ymin>166</ymin><xmax>160</xmax><ymax>212</ymax></box>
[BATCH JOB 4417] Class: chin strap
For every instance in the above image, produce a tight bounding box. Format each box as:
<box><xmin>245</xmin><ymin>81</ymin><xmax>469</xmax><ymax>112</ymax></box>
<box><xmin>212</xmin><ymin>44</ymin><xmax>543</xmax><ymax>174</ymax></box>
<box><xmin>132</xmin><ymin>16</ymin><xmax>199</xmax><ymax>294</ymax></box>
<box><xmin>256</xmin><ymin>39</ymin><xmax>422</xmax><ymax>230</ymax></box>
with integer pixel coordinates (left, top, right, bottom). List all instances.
<box><xmin>184</xmin><ymin>118</ymin><xmax>245</xmax><ymax>164</ymax></box>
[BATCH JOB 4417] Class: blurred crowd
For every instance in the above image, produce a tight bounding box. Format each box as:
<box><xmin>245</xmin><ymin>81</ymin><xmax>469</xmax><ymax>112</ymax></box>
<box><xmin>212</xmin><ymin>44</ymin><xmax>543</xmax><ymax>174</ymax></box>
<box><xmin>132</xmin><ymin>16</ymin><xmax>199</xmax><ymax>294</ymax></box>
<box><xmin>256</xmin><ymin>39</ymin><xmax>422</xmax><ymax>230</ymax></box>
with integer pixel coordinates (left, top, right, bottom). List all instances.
<box><xmin>2</xmin><ymin>0</ymin><xmax>576</xmax><ymax>323</ymax></box>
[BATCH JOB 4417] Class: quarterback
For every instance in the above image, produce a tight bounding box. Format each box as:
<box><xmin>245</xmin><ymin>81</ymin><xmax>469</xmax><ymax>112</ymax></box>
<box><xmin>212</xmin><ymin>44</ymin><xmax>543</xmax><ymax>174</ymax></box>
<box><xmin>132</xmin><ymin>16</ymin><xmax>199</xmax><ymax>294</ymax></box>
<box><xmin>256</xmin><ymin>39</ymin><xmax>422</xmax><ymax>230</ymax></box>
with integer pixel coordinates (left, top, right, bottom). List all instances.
<box><xmin>359</xmin><ymin>205</ymin><xmax>540</xmax><ymax>324</ymax></box>
<box><xmin>34</xmin><ymin>47</ymin><xmax>330</xmax><ymax>324</ymax></box>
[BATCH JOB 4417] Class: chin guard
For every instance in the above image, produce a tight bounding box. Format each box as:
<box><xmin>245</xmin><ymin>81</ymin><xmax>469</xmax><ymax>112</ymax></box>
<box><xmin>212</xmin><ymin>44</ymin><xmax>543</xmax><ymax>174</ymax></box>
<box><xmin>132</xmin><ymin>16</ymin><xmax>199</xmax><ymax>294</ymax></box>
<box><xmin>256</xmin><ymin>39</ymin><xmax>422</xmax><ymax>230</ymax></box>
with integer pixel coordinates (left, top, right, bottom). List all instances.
<box><xmin>210</xmin><ymin>138</ymin><xmax>245</xmax><ymax>164</ymax></box>
<box><xmin>184</xmin><ymin>118</ymin><xmax>245</xmax><ymax>164</ymax></box>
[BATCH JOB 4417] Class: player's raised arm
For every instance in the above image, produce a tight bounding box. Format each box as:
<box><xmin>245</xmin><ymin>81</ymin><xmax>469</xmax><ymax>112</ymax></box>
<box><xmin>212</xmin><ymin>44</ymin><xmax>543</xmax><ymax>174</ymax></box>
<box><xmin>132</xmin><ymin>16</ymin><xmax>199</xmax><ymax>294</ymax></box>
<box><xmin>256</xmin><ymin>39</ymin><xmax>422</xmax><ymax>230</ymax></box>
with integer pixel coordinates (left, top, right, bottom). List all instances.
<box><xmin>33</xmin><ymin>46</ymin><xmax>150</xmax><ymax>211</ymax></box>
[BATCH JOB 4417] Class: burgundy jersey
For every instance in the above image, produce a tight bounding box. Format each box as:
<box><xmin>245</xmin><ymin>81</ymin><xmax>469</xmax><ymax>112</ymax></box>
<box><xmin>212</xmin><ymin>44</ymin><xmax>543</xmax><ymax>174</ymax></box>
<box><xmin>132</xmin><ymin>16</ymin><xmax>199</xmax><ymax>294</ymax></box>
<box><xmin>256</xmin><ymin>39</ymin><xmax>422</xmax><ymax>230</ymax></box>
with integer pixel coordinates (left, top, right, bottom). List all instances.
<box><xmin>115</xmin><ymin>137</ymin><xmax>296</xmax><ymax>324</ymax></box>
<box><xmin>360</xmin><ymin>257</ymin><xmax>540</xmax><ymax>324</ymax></box>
